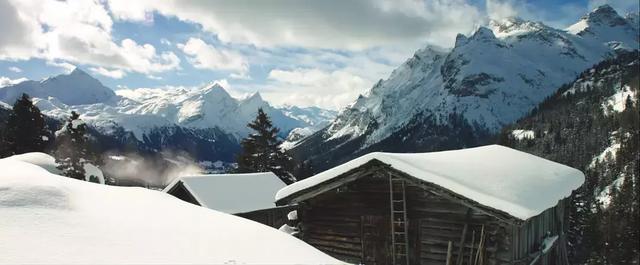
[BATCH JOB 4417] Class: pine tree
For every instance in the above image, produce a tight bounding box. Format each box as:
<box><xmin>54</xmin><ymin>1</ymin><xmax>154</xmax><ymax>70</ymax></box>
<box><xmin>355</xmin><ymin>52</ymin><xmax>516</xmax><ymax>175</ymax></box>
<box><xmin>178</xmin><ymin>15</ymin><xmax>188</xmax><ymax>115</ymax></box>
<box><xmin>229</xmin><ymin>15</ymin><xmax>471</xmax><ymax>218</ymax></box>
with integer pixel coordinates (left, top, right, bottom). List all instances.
<box><xmin>236</xmin><ymin>108</ymin><xmax>296</xmax><ymax>184</ymax></box>
<box><xmin>2</xmin><ymin>93</ymin><xmax>50</xmax><ymax>156</ymax></box>
<box><xmin>54</xmin><ymin>111</ymin><xmax>91</xmax><ymax>180</ymax></box>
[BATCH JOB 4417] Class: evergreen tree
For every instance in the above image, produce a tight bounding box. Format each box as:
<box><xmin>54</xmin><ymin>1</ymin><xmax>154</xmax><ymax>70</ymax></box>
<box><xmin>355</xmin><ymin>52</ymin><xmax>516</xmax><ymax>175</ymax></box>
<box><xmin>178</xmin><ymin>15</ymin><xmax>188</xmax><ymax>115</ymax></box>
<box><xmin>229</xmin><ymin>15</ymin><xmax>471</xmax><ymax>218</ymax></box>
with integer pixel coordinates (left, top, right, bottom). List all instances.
<box><xmin>2</xmin><ymin>93</ymin><xmax>50</xmax><ymax>156</ymax></box>
<box><xmin>54</xmin><ymin>111</ymin><xmax>91</xmax><ymax>180</ymax></box>
<box><xmin>236</xmin><ymin>108</ymin><xmax>296</xmax><ymax>184</ymax></box>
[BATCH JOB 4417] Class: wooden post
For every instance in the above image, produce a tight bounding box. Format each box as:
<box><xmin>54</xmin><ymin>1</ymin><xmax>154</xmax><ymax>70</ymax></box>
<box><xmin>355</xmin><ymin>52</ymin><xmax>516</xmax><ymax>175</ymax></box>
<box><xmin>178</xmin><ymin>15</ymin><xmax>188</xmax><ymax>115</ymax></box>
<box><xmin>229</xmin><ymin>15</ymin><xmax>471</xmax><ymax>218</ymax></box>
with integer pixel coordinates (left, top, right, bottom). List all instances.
<box><xmin>468</xmin><ymin>230</ymin><xmax>475</xmax><ymax>265</ymax></box>
<box><xmin>474</xmin><ymin>225</ymin><xmax>485</xmax><ymax>265</ymax></box>
<box><xmin>456</xmin><ymin>224</ymin><xmax>469</xmax><ymax>265</ymax></box>
<box><xmin>446</xmin><ymin>241</ymin><xmax>454</xmax><ymax>265</ymax></box>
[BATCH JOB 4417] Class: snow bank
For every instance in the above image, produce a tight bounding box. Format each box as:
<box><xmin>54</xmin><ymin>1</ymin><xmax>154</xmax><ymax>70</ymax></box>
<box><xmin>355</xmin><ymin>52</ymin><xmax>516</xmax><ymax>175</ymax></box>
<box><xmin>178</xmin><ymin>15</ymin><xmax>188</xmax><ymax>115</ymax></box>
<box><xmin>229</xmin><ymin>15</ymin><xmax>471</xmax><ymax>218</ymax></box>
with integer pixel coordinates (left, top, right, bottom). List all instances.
<box><xmin>5</xmin><ymin>152</ymin><xmax>104</xmax><ymax>184</ymax></box>
<box><xmin>276</xmin><ymin>145</ymin><xmax>584</xmax><ymax>220</ymax></box>
<box><xmin>5</xmin><ymin>152</ymin><xmax>62</xmax><ymax>175</ymax></box>
<box><xmin>163</xmin><ymin>172</ymin><xmax>286</xmax><ymax>214</ymax></box>
<box><xmin>0</xmin><ymin>158</ymin><xmax>345</xmax><ymax>264</ymax></box>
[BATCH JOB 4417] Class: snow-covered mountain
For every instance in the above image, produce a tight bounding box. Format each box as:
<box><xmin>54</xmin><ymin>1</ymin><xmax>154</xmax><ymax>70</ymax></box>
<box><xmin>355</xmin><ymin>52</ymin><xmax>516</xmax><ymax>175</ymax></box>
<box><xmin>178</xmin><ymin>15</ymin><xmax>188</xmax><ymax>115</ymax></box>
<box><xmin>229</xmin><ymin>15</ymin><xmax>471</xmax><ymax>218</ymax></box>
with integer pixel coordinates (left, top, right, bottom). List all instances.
<box><xmin>0</xmin><ymin>68</ymin><xmax>336</xmax><ymax>165</ymax></box>
<box><xmin>0</xmin><ymin>68</ymin><xmax>116</xmax><ymax>105</ymax></box>
<box><xmin>0</xmin><ymin>69</ymin><xmax>336</xmax><ymax>141</ymax></box>
<box><xmin>292</xmin><ymin>5</ymin><xmax>639</xmax><ymax>171</ymax></box>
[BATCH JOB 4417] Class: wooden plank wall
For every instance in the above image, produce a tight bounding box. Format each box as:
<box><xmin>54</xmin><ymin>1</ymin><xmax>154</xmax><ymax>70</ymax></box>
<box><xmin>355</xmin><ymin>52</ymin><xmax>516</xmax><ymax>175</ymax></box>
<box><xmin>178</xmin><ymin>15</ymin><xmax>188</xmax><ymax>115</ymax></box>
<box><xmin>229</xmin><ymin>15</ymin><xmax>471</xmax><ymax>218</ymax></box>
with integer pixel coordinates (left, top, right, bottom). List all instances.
<box><xmin>511</xmin><ymin>199</ymin><xmax>568</xmax><ymax>265</ymax></box>
<box><xmin>300</xmin><ymin>174</ymin><xmax>389</xmax><ymax>264</ymax></box>
<box><xmin>298</xmin><ymin>173</ymin><xmax>517</xmax><ymax>265</ymax></box>
<box><xmin>404</xmin><ymin>184</ymin><xmax>513</xmax><ymax>265</ymax></box>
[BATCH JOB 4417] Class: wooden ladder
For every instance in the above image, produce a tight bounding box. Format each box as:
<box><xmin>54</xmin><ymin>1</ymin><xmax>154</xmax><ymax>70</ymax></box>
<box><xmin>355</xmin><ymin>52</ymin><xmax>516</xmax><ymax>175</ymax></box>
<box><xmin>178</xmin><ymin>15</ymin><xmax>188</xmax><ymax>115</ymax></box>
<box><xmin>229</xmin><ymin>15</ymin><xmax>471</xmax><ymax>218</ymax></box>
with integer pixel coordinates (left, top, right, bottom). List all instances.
<box><xmin>389</xmin><ymin>175</ymin><xmax>410</xmax><ymax>265</ymax></box>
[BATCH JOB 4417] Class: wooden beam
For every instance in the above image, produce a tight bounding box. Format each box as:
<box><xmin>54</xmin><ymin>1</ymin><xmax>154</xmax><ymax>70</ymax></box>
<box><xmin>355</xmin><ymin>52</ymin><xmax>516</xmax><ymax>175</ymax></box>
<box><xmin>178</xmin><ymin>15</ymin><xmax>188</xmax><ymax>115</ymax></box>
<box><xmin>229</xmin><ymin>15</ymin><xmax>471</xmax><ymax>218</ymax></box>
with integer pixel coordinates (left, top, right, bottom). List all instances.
<box><xmin>446</xmin><ymin>241</ymin><xmax>453</xmax><ymax>265</ymax></box>
<box><xmin>456</xmin><ymin>223</ymin><xmax>469</xmax><ymax>265</ymax></box>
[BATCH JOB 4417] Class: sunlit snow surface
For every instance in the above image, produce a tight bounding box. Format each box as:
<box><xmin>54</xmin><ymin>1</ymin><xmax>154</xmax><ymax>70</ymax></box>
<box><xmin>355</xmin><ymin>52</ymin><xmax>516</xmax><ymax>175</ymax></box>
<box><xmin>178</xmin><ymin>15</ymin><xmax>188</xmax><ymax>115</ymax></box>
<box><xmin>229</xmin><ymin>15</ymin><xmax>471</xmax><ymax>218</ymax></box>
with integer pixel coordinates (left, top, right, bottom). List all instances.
<box><xmin>0</xmin><ymin>158</ymin><xmax>345</xmax><ymax>264</ymax></box>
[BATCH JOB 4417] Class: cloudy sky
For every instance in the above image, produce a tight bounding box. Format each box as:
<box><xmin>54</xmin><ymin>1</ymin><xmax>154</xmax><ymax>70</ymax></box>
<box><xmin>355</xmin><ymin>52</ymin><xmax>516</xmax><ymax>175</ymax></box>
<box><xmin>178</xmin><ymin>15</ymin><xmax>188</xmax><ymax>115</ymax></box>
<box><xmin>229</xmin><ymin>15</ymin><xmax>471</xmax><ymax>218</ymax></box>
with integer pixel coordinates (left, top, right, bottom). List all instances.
<box><xmin>0</xmin><ymin>0</ymin><xmax>637</xmax><ymax>110</ymax></box>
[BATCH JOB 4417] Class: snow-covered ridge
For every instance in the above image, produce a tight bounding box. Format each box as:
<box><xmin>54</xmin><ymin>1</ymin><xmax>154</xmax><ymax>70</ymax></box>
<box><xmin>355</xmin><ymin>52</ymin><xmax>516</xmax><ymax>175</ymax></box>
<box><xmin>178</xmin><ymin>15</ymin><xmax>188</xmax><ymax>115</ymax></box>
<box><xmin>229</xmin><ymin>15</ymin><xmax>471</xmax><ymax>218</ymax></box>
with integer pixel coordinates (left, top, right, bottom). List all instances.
<box><xmin>320</xmin><ymin>5</ymin><xmax>638</xmax><ymax>150</ymax></box>
<box><xmin>0</xmin><ymin>157</ymin><xmax>345</xmax><ymax>264</ymax></box>
<box><xmin>0</xmin><ymin>69</ymin><xmax>336</xmax><ymax>140</ymax></box>
<box><xmin>0</xmin><ymin>68</ymin><xmax>116</xmax><ymax>105</ymax></box>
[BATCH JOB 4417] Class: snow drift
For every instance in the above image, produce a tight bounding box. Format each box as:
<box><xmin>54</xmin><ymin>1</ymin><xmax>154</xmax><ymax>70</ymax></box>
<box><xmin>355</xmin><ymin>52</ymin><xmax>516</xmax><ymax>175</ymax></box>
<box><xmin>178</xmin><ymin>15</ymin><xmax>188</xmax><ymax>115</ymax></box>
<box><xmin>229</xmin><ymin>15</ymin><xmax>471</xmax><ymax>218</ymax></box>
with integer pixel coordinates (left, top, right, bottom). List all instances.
<box><xmin>0</xmin><ymin>158</ymin><xmax>345</xmax><ymax>264</ymax></box>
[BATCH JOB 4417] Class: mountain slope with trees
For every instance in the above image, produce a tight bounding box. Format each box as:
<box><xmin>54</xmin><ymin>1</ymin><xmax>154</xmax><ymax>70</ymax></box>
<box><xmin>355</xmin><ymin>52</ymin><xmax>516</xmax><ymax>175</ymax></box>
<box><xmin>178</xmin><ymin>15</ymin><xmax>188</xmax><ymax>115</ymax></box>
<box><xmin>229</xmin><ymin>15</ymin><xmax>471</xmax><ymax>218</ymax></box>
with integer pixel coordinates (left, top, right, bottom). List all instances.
<box><xmin>498</xmin><ymin>50</ymin><xmax>639</xmax><ymax>265</ymax></box>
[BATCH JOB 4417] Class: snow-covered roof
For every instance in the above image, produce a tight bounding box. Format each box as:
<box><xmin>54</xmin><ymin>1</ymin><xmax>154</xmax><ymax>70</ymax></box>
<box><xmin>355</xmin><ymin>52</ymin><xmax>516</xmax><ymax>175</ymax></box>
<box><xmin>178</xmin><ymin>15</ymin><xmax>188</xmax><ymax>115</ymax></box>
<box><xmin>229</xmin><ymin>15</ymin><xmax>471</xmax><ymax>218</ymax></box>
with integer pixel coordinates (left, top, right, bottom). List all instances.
<box><xmin>0</xmin><ymin>158</ymin><xmax>345</xmax><ymax>264</ymax></box>
<box><xmin>164</xmin><ymin>172</ymin><xmax>286</xmax><ymax>214</ymax></box>
<box><xmin>276</xmin><ymin>145</ymin><xmax>584</xmax><ymax>220</ymax></box>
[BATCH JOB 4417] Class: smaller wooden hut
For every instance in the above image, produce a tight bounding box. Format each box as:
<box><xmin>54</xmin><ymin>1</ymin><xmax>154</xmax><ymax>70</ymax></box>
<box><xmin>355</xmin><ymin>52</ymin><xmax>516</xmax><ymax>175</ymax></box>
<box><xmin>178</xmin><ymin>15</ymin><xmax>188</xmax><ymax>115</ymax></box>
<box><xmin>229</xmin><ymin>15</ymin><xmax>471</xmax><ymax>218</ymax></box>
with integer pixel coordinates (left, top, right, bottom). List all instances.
<box><xmin>275</xmin><ymin>145</ymin><xmax>584</xmax><ymax>265</ymax></box>
<box><xmin>164</xmin><ymin>172</ymin><xmax>292</xmax><ymax>228</ymax></box>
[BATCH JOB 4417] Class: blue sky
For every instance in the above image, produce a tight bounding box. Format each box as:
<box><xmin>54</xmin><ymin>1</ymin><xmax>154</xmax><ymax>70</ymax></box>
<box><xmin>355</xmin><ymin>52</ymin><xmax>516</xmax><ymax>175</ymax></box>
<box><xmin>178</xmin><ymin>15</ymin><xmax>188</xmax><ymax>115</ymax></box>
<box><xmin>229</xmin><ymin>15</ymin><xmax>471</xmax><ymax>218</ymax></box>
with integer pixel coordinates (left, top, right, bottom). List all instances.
<box><xmin>0</xmin><ymin>0</ymin><xmax>637</xmax><ymax>110</ymax></box>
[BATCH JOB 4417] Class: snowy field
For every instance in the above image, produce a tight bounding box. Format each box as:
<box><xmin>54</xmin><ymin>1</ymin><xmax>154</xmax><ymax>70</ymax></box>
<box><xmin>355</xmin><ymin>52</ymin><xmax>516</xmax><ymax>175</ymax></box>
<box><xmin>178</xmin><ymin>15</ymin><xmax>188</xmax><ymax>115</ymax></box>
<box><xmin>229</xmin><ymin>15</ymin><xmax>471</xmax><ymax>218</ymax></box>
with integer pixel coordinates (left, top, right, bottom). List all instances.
<box><xmin>0</xmin><ymin>157</ymin><xmax>345</xmax><ymax>264</ymax></box>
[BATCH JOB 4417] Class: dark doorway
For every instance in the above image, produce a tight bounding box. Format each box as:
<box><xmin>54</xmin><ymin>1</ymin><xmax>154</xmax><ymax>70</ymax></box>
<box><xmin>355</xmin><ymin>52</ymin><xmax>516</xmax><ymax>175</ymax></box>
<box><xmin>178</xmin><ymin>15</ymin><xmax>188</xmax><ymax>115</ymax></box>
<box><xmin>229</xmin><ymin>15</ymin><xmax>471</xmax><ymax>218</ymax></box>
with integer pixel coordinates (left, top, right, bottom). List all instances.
<box><xmin>361</xmin><ymin>215</ymin><xmax>391</xmax><ymax>265</ymax></box>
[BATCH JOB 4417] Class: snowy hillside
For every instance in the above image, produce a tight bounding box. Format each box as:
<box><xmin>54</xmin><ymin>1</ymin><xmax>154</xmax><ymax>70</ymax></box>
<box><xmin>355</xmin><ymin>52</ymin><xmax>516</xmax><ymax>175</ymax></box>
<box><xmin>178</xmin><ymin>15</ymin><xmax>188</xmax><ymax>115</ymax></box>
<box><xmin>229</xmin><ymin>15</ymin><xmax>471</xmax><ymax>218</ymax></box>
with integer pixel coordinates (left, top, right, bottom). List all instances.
<box><xmin>498</xmin><ymin>50</ymin><xmax>638</xmax><ymax>265</ymax></box>
<box><xmin>293</xmin><ymin>5</ymin><xmax>639</xmax><ymax>171</ymax></box>
<box><xmin>0</xmin><ymin>69</ymin><xmax>336</xmax><ymax>140</ymax></box>
<box><xmin>0</xmin><ymin>158</ymin><xmax>345</xmax><ymax>264</ymax></box>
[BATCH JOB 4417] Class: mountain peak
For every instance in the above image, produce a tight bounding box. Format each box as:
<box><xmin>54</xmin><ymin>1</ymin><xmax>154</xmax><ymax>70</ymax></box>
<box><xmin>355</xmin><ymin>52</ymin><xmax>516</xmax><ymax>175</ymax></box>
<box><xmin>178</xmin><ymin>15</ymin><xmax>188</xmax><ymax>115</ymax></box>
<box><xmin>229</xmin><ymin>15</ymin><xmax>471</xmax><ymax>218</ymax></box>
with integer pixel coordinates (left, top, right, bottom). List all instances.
<box><xmin>0</xmin><ymin>67</ymin><xmax>116</xmax><ymax>105</ymax></box>
<box><xmin>69</xmin><ymin>67</ymin><xmax>88</xmax><ymax>76</ymax></box>
<box><xmin>471</xmin><ymin>27</ymin><xmax>497</xmax><ymax>41</ymax></box>
<box><xmin>249</xmin><ymin>91</ymin><xmax>263</xmax><ymax>101</ymax></box>
<box><xmin>201</xmin><ymin>83</ymin><xmax>233</xmax><ymax>99</ymax></box>
<box><xmin>584</xmin><ymin>4</ymin><xmax>626</xmax><ymax>25</ymax></box>
<box><xmin>454</xmin><ymin>33</ymin><xmax>469</xmax><ymax>47</ymax></box>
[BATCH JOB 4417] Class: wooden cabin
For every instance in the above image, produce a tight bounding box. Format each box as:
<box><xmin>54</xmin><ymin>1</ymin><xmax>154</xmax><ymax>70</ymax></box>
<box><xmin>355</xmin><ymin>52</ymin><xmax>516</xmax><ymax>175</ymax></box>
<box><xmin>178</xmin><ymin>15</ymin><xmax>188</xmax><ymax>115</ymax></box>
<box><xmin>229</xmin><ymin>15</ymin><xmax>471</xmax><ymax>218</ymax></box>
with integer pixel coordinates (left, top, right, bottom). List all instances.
<box><xmin>275</xmin><ymin>145</ymin><xmax>584</xmax><ymax>265</ymax></box>
<box><xmin>164</xmin><ymin>172</ymin><xmax>293</xmax><ymax>228</ymax></box>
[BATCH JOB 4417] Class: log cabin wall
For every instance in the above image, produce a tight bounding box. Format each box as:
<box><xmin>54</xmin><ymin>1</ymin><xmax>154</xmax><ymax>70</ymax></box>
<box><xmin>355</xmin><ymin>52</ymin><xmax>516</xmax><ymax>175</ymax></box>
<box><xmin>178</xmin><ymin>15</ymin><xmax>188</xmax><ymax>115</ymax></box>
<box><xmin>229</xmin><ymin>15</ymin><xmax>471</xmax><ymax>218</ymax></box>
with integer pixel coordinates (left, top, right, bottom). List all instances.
<box><xmin>299</xmin><ymin>172</ymin><xmax>390</xmax><ymax>264</ymax></box>
<box><xmin>403</xmin><ymin>182</ymin><xmax>513</xmax><ymax>265</ymax></box>
<box><xmin>297</xmin><ymin>169</ymin><xmax>516</xmax><ymax>265</ymax></box>
<box><xmin>511</xmin><ymin>199</ymin><xmax>568</xmax><ymax>265</ymax></box>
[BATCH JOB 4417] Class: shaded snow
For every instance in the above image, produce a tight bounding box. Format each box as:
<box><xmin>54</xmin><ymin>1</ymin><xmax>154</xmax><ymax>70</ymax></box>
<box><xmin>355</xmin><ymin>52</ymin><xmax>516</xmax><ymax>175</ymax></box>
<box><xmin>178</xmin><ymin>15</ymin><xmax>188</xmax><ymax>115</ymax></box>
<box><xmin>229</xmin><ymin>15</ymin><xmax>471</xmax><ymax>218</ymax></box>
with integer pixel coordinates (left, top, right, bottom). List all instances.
<box><xmin>163</xmin><ymin>172</ymin><xmax>286</xmax><ymax>214</ymax></box>
<box><xmin>595</xmin><ymin>176</ymin><xmax>626</xmax><ymax>208</ymax></box>
<box><xmin>602</xmin><ymin>85</ymin><xmax>636</xmax><ymax>115</ymax></box>
<box><xmin>276</xmin><ymin>145</ymin><xmax>584</xmax><ymax>220</ymax></box>
<box><xmin>589</xmin><ymin>131</ymin><xmax>622</xmax><ymax>168</ymax></box>
<box><xmin>281</xmin><ymin>127</ymin><xmax>315</xmax><ymax>150</ymax></box>
<box><xmin>0</xmin><ymin>158</ymin><xmax>345</xmax><ymax>264</ymax></box>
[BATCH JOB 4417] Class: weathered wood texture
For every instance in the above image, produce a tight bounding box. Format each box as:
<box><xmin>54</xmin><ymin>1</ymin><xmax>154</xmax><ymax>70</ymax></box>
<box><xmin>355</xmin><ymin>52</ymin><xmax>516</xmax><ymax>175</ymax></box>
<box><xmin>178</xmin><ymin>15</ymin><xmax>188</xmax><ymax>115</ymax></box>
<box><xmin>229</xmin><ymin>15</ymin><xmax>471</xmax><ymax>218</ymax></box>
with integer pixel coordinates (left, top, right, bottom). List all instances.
<box><xmin>295</xmin><ymin>165</ymin><xmax>570</xmax><ymax>265</ymax></box>
<box><xmin>511</xmin><ymin>199</ymin><xmax>569</xmax><ymax>265</ymax></box>
<box><xmin>403</xmin><ymin>182</ymin><xmax>513</xmax><ymax>265</ymax></box>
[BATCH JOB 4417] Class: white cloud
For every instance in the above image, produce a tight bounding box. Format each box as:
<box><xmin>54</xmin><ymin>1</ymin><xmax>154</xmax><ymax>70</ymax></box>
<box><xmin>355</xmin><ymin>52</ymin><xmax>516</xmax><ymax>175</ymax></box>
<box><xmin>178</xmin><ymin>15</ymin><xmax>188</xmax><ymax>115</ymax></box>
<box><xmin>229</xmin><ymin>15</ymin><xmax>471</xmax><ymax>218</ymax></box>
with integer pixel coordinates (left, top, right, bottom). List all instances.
<box><xmin>1</xmin><ymin>0</ymin><xmax>180</xmax><ymax>75</ymax></box>
<box><xmin>89</xmin><ymin>67</ymin><xmax>126</xmax><ymax>79</ymax></box>
<box><xmin>486</xmin><ymin>0</ymin><xmax>519</xmax><ymax>20</ymax></box>
<box><xmin>0</xmin><ymin>76</ymin><xmax>28</xmax><ymax>87</ymax></box>
<box><xmin>266</xmin><ymin>68</ymin><xmax>370</xmax><ymax>110</ymax></box>
<box><xmin>46</xmin><ymin>60</ymin><xmax>77</xmax><ymax>73</ymax></box>
<box><xmin>8</xmin><ymin>67</ymin><xmax>22</xmax><ymax>73</ymax></box>
<box><xmin>178</xmin><ymin>38</ymin><xmax>248</xmax><ymax>74</ymax></box>
<box><xmin>146</xmin><ymin>74</ymin><xmax>162</xmax><ymax>80</ymax></box>
<box><xmin>106</xmin><ymin>0</ymin><xmax>483</xmax><ymax>49</ymax></box>
<box><xmin>0</xmin><ymin>0</ymin><xmax>42</xmax><ymax>60</ymax></box>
